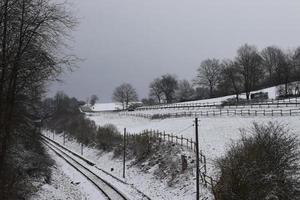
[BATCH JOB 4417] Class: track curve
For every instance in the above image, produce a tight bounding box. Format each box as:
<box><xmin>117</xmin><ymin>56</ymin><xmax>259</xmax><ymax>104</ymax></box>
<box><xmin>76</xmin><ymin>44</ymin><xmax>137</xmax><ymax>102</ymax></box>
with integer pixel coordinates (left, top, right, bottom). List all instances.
<box><xmin>42</xmin><ymin>136</ymin><xmax>129</xmax><ymax>200</ymax></box>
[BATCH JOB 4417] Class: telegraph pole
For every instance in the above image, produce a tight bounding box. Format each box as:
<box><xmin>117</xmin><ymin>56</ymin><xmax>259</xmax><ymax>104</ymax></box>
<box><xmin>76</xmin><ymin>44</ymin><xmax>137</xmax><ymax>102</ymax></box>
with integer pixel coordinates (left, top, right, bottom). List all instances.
<box><xmin>123</xmin><ymin>128</ymin><xmax>126</xmax><ymax>178</ymax></box>
<box><xmin>195</xmin><ymin>118</ymin><xmax>200</xmax><ymax>200</ymax></box>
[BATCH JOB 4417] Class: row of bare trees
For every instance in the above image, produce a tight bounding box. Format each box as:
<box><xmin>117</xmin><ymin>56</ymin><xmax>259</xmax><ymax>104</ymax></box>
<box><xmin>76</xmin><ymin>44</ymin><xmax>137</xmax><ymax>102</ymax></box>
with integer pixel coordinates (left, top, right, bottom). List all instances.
<box><xmin>143</xmin><ymin>44</ymin><xmax>300</xmax><ymax>105</ymax></box>
<box><xmin>0</xmin><ymin>0</ymin><xmax>76</xmax><ymax>197</ymax></box>
<box><xmin>109</xmin><ymin>44</ymin><xmax>300</xmax><ymax>107</ymax></box>
<box><xmin>197</xmin><ymin>44</ymin><xmax>300</xmax><ymax>100</ymax></box>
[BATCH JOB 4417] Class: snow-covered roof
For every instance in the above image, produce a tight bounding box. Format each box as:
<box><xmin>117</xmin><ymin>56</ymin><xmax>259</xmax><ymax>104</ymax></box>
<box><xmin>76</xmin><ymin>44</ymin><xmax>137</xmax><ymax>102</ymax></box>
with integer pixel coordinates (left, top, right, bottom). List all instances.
<box><xmin>91</xmin><ymin>103</ymin><xmax>123</xmax><ymax>112</ymax></box>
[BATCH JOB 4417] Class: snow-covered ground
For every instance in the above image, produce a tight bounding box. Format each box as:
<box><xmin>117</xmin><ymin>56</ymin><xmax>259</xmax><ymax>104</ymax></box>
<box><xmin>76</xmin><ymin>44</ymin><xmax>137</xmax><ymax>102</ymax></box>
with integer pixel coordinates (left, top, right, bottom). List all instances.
<box><xmin>45</xmin><ymin>83</ymin><xmax>300</xmax><ymax>199</ymax></box>
<box><xmin>88</xmin><ymin>114</ymin><xmax>300</xmax><ymax>164</ymax></box>
<box><xmin>139</xmin><ymin>85</ymin><xmax>279</xmax><ymax>109</ymax></box>
<box><xmin>81</xmin><ymin>83</ymin><xmax>300</xmax><ymax>199</ymax></box>
<box><xmin>91</xmin><ymin>102</ymin><xmax>123</xmax><ymax>112</ymax></box>
<box><xmin>43</xmin><ymin>131</ymin><xmax>212</xmax><ymax>200</ymax></box>
<box><xmin>30</xmin><ymin>146</ymin><xmax>105</xmax><ymax>200</ymax></box>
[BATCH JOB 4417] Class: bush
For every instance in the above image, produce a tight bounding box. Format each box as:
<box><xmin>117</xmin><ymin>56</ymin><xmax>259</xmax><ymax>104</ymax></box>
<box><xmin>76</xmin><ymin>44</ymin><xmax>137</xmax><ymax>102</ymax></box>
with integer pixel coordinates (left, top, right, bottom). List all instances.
<box><xmin>96</xmin><ymin>124</ymin><xmax>122</xmax><ymax>151</ymax></box>
<box><xmin>220</xmin><ymin>97</ymin><xmax>247</xmax><ymax>107</ymax></box>
<box><xmin>0</xmin><ymin>130</ymin><xmax>53</xmax><ymax>199</ymax></box>
<box><xmin>130</xmin><ymin>133</ymin><xmax>153</xmax><ymax>160</ymax></box>
<box><xmin>151</xmin><ymin>114</ymin><xmax>171</xmax><ymax>119</ymax></box>
<box><xmin>114</xmin><ymin>132</ymin><xmax>155</xmax><ymax>160</ymax></box>
<box><xmin>214</xmin><ymin>122</ymin><xmax>300</xmax><ymax>200</ymax></box>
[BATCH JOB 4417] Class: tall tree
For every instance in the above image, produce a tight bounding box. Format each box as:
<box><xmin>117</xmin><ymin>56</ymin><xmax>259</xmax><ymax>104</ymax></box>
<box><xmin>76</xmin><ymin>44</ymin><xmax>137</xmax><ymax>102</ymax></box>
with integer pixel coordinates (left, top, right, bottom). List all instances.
<box><xmin>0</xmin><ymin>0</ymin><xmax>76</xmax><ymax>180</ymax></box>
<box><xmin>261</xmin><ymin>46</ymin><xmax>286</xmax><ymax>86</ymax></box>
<box><xmin>195</xmin><ymin>58</ymin><xmax>221</xmax><ymax>98</ymax></box>
<box><xmin>221</xmin><ymin>59</ymin><xmax>243</xmax><ymax>102</ymax></box>
<box><xmin>90</xmin><ymin>94</ymin><xmax>99</xmax><ymax>106</ymax></box>
<box><xmin>236</xmin><ymin>44</ymin><xmax>262</xmax><ymax>100</ymax></box>
<box><xmin>112</xmin><ymin>83</ymin><xmax>138</xmax><ymax>109</ymax></box>
<box><xmin>292</xmin><ymin>47</ymin><xmax>300</xmax><ymax>82</ymax></box>
<box><xmin>279</xmin><ymin>52</ymin><xmax>293</xmax><ymax>95</ymax></box>
<box><xmin>159</xmin><ymin>74</ymin><xmax>178</xmax><ymax>103</ymax></box>
<box><xmin>175</xmin><ymin>79</ymin><xmax>195</xmax><ymax>102</ymax></box>
<box><xmin>149</xmin><ymin>78</ymin><xmax>163</xmax><ymax>103</ymax></box>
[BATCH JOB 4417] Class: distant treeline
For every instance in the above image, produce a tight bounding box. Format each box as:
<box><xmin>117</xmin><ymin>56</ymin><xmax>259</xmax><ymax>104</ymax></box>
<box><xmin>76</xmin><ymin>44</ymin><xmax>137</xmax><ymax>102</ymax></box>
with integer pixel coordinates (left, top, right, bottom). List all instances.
<box><xmin>145</xmin><ymin>44</ymin><xmax>300</xmax><ymax>104</ymax></box>
<box><xmin>43</xmin><ymin>92</ymin><xmax>157</xmax><ymax>160</ymax></box>
<box><xmin>108</xmin><ymin>44</ymin><xmax>300</xmax><ymax>108</ymax></box>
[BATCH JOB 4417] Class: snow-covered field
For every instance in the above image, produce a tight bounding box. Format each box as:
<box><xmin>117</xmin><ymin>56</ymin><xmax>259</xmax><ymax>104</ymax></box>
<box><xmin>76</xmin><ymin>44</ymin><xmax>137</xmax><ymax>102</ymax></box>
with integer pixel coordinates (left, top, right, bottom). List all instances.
<box><xmin>88</xmin><ymin>114</ymin><xmax>300</xmax><ymax>164</ymax></box>
<box><xmin>43</xmin><ymin>83</ymin><xmax>300</xmax><ymax>200</ymax></box>
<box><xmin>81</xmin><ymin>83</ymin><xmax>300</xmax><ymax>199</ymax></box>
<box><xmin>139</xmin><ymin>85</ymin><xmax>279</xmax><ymax>110</ymax></box>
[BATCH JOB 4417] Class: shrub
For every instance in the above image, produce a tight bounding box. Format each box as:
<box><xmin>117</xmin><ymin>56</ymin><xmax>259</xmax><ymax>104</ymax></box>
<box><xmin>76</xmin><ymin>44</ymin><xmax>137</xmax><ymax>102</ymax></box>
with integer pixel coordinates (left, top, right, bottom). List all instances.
<box><xmin>130</xmin><ymin>133</ymin><xmax>153</xmax><ymax>160</ymax></box>
<box><xmin>151</xmin><ymin>114</ymin><xmax>171</xmax><ymax>119</ymax></box>
<box><xmin>0</xmin><ymin>130</ymin><xmax>53</xmax><ymax>199</ymax></box>
<box><xmin>214</xmin><ymin>122</ymin><xmax>300</xmax><ymax>200</ymax></box>
<box><xmin>220</xmin><ymin>97</ymin><xmax>247</xmax><ymax>107</ymax></box>
<box><xmin>95</xmin><ymin>124</ymin><xmax>122</xmax><ymax>151</ymax></box>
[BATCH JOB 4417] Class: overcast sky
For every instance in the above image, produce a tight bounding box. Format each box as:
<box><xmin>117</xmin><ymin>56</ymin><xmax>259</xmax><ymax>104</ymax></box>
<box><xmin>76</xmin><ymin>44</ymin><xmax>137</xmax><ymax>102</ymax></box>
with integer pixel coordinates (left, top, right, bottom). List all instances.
<box><xmin>48</xmin><ymin>0</ymin><xmax>300</xmax><ymax>102</ymax></box>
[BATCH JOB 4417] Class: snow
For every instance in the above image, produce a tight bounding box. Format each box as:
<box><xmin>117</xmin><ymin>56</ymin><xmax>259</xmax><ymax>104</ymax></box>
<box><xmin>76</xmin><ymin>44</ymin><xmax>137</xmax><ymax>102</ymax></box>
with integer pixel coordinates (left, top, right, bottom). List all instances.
<box><xmin>39</xmin><ymin>83</ymin><xmax>300</xmax><ymax>199</ymax></box>
<box><xmin>91</xmin><ymin>102</ymin><xmax>123</xmax><ymax>112</ymax></box>
<box><xmin>43</xmin><ymin>131</ymin><xmax>212</xmax><ymax>200</ymax></box>
<box><xmin>31</xmin><ymin>146</ymin><xmax>105</xmax><ymax>200</ymax></box>
<box><xmin>87</xmin><ymin>113</ymin><xmax>300</xmax><ymax>177</ymax></box>
<box><xmin>81</xmin><ymin>83</ymin><xmax>300</xmax><ymax>199</ymax></box>
<box><xmin>139</xmin><ymin>85</ymin><xmax>281</xmax><ymax>110</ymax></box>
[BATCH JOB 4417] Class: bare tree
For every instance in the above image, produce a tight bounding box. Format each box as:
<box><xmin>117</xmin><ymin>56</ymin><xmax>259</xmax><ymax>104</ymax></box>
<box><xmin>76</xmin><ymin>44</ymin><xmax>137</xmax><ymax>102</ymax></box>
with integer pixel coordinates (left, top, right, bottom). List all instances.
<box><xmin>236</xmin><ymin>44</ymin><xmax>262</xmax><ymax>100</ymax></box>
<box><xmin>175</xmin><ymin>79</ymin><xmax>195</xmax><ymax>102</ymax></box>
<box><xmin>221</xmin><ymin>59</ymin><xmax>243</xmax><ymax>102</ymax></box>
<box><xmin>112</xmin><ymin>83</ymin><xmax>138</xmax><ymax>109</ymax></box>
<box><xmin>89</xmin><ymin>94</ymin><xmax>99</xmax><ymax>106</ymax></box>
<box><xmin>292</xmin><ymin>47</ymin><xmax>300</xmax><ymax>82</ymax></box>
<box><xmin>261</xmin><ymin>46</ymin><xmax>286</xmax><ymax>86</ymax></box>
<box><xmin>294</xmin><ymin>47</ymin><xmax>300</xmax><ymax>67</ymax></box>
<box><xmin>279</xmin><ymin>51</ymin><xmax>294</xmax><ymax>95</ymax></box>
<box><xmin>0</xmin><ymin>0</ymin><xmax>77</xmax><ymax>183</ymax></box>
<box><xmin>149</xmin><ymin>78</ymin><xmax>163</xmax><ymax>103</ymax></box>
<box><xmin>195</xmin><ymin>58</ymin><xmax>221</xmax><ymax>98</ymax></box>
<box><xmin>159</xmin><ymin>74</ymin><xmax>178</xmax><ymax>103</ymax></box>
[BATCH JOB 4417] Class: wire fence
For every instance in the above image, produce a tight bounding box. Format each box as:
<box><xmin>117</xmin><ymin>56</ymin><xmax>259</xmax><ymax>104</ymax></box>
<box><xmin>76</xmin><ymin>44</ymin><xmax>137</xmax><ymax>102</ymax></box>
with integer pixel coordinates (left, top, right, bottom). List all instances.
<box><xmin>126</xmin><ymin>129</ymin><xmax>216</xmax><ymax>189</ymax></box>
<box><xmin>121</xmin><ymin>107</ymin><xmax>300</xmax><ymax>119</ymax></box>
<box><xmin>136</xmin><ymin>97</ymin><xmax>300</xmax><ymax>111</ymax></box>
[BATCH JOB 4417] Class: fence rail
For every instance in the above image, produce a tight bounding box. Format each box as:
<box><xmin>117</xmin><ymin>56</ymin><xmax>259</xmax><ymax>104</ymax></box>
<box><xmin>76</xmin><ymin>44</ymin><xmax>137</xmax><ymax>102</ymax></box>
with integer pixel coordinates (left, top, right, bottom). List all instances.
<box><xmin>136</xmin><ymin>97</ymin><xmax>300</xmax><ymax>111</ymax></box>
<box><xmin>126</xmin><ymin>129</ymin><xmax>216</xmax><ymax>188</ymax></box>
<box><xmin>121</xmin><ymin>107</ymin><xmax>300</xmax><ymax>119</ymax></box>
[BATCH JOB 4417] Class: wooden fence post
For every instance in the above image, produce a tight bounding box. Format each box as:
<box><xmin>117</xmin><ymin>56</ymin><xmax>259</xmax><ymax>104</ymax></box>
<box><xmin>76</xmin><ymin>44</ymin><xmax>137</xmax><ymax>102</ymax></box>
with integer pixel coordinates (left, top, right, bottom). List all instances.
<box><xmin>186</xmin><ymin>138</ymin><xmax>189</xmax><ymax>148</ymax></box>
<box><xmin>203</xmin><ymin>156</ymin><xmax>207</xmax><ymax>174</ymax></box>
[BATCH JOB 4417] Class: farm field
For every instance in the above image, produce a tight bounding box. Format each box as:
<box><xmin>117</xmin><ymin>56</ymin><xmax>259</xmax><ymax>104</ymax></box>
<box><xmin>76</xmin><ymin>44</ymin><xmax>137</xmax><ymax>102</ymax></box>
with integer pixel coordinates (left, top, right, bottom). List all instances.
<box><xmin>88</xmin><ymin>113</ymin><xmax>300</xmax><ymax>163</ymax></box>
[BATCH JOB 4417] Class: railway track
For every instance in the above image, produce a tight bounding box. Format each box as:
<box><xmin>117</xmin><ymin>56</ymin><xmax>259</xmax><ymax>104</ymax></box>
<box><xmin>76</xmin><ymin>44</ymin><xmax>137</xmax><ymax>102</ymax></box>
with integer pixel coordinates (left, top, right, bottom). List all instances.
<box><xmin>42</xmin><ymin>136</ymin><xmax>129</xmax><ymax>200</ymax></box>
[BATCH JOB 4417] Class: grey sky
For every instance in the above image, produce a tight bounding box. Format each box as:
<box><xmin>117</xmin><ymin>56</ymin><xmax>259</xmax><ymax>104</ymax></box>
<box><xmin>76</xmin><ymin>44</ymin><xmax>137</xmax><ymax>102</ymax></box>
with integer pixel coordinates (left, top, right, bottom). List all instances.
<box><xmin>49</xmin><ymin>0</ymin><xmax>300</xmax><ymax>102</ymax></box>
